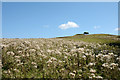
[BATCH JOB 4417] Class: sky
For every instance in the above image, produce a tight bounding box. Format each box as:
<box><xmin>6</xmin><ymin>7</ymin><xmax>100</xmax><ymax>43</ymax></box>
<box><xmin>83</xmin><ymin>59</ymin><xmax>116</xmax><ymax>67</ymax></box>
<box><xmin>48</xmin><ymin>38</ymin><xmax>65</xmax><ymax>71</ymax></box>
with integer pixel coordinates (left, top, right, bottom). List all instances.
<box><xmin>2</xmin><ymin>2</ymin><xmax>118</xmax><ymax>38</ymax></box>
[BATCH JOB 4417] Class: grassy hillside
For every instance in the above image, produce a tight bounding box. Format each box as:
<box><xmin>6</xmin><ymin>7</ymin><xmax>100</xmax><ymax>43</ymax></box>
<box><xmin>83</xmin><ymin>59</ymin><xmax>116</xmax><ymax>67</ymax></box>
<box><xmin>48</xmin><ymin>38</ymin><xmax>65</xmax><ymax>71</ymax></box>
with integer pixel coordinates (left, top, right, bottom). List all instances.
<box><xmin>57</xmin><ymin>34</ymin><xmax>120</xmax><ymax>48</ymax></box>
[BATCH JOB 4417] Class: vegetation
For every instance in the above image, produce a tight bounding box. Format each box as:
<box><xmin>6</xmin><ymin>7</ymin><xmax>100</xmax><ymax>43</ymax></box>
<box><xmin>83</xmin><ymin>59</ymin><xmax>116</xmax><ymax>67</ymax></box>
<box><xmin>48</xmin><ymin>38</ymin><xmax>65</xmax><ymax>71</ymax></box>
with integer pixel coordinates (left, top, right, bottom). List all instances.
<box><xmin>83</xmin><ymin>32</ymin><xmax>89</xmax><ymax>34</ymax></box>
<box><xmin>1</xmin><ymin>34</ymin><xmax>120</xmax><ymax>79</ymax></box>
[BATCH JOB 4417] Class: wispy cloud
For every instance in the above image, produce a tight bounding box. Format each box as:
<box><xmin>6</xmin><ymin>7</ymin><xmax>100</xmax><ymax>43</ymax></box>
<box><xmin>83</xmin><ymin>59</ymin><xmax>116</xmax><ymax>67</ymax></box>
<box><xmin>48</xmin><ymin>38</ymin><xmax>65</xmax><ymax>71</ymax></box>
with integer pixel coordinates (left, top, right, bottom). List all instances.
<box><xmin>59</xmin><ymin>21</ymin><xmax>79</xmax><ymax>30</ymax></box>
<box><xmin>94</xmin><ymin>26</ymin><xmax>100</xmax><ymax>29</ymax></box>
<box><xmin>114</xmin><ymin>28</ymin><xmax>120</xmax><ymax>31</ymax></box>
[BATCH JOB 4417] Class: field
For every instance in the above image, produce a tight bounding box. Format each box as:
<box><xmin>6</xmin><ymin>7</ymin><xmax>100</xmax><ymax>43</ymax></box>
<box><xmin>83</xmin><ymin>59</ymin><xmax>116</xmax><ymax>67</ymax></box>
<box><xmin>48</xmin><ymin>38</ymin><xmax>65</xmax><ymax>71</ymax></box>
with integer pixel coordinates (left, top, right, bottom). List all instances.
<box><xmin>1</xmin><ymin>34</ymin><xmax>120</xmax><ymax>79</ymax></box>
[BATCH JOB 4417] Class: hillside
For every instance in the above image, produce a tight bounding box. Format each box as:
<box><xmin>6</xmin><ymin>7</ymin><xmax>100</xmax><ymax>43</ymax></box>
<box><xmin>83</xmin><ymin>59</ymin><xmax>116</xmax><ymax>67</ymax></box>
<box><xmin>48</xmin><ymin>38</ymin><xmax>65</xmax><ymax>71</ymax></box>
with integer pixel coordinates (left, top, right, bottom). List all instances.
<box><xmin>1</xmin><ymin>34</ymin><xmax>120</xmax><ymax>79</ymax></box>
<box><xmin>57</xmin><ymin>34</ymin><xmax>120</xmax><ymax>48</ymax></box>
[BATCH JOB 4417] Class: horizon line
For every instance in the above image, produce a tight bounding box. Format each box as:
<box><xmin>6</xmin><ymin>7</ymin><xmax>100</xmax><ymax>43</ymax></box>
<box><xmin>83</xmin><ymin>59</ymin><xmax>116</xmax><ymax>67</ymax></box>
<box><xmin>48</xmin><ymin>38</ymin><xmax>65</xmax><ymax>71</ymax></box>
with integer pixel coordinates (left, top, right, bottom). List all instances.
<box><xmin>1</xmin><ymin>33</ymin><xmax>119</xmax><ymax>39</ymax></box>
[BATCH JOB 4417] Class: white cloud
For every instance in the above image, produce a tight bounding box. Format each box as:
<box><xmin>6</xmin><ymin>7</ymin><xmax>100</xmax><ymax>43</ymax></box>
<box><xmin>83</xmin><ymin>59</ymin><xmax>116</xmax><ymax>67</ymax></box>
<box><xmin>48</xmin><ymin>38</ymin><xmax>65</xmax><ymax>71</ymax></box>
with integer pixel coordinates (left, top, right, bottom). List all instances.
<box><xmin>94</xmin><ymin>26</ymin><xmax>100</xmax><ymax>29</ymax></box>
<box><xmin>114</xmin><ymin>28</ymin><xmax>120</xmax><ymax>31</ymax></box>
<box><xmin>59</xmin><ymin>21</ymin><xmax>79</xmax><ymax>30</ymax></box>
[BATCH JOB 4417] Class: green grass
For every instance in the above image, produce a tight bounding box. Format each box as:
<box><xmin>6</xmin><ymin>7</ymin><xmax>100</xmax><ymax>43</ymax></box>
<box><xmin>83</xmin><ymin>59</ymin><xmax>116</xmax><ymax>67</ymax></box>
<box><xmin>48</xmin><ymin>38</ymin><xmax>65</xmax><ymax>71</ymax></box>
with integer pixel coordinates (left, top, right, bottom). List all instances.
<box><xmin>57</xmin><ymin>34</ymin><xmax>120</xmax><ymax>44</ymax></box>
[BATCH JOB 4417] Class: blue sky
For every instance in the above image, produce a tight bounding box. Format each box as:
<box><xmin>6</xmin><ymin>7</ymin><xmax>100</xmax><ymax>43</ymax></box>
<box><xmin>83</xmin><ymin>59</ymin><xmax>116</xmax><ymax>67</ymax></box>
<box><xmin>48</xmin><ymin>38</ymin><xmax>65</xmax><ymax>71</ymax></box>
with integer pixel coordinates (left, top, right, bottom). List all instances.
<box><xmin>2</xmin><ymin>2</ymin><xmax>118</xmax><ymax>38</ymax></box>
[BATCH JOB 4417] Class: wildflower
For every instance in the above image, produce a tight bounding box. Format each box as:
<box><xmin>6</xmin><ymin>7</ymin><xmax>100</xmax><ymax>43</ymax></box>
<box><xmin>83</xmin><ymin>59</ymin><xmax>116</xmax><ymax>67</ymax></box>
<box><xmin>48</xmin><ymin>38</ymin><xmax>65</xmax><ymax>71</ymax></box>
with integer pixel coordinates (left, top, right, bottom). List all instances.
<box><xmin>60</xmin><ymin>68</ymin><xmax>65</xmax><ymax>72</ymax></box>
<box><xmin>88</xmin><ymin>62</ymin><xmax>95</xmax><ymax>66</ymax></box>
<box><xmin>91</xmin><ymin>73</ymin><xmax>95</xmax><ymax>77</ymax></box>
<box><xmin>102</xmin><ymin>63</ymin><xmax>109</xmax><ymax>68</ymax></box>
<box><xmin>85</xmin><ymin>53</ymin><xmax>89</xmax><ymax>56</ymax></box>
<box><xmin>118</xmin><ymin>68</ymin><xmax>120</xmax><ymax>71</ymax></box>
<box><xmin>73</xmin><ymin>70</ymin><xmax>76</xmax><ymax>74</ymax></box>
<box><xmin>96</xmin><ymin>54</ymin><xmax>103</xmax><ymax>58</ymax></box>
<box><xmin>51</xmin><ymin>57</ymin><xmax>57</xmax><ymax>61</ymax></box>
<box><xmin>47</xmin><ymin>49</ymin><xmax>52</xmax><ymax>53</ymax></box>
<box><xmin>95</xmin><ymin>76</ymin><xmax>103</xmax><ymax>79</ymax></box>
<box><xmin>71</xmin><ymin>49</ymin><xmax>76</xmax><ymax>53</ymax></box>
<box><xmin>15</xmin><ymin>56</ymin><xmax>20</xmax><ymax>58</ymax></box>
<box><xmin>90</xmin><ymin>69</ymin><xmax>96</xmax><ymax>73</ymax></box>
<box><xmin>42</xmin><ymin>54</ymin><xmax>47</xmax><ymax>58</ymax></box>
<box><xmin>89</xmin><ymin>76</ymin><xmax>92</xmax><ymax>79</ymax></box>
<box><xmin>8</xmin><ymin>70</ymin><xmax>11</xmax><ymax>74</ymax></box>
<box><xmin>3</xmin><ymin>71</ymin><xmax>8</xmax><ymax>74</ymax></box>
<box><xmin>26</xmin><ymin>53</ymin><xmax>29</xmax><ymax>57</ymax></box>
<box><xmin>110</xmin><ymin>63</ymin><xmax>118</xmax><ymax>69</ymax></box>
<box><xmin>103</xmin><ymin>55</ymin><xmax>111</xmax><ymax>59</ymax></box>
<box><xmin>34</xmin><ymin>65</ymin><xmax>37</xmax><ymax>68</ymax></box>
<box><xmin>58</xmin><ymin>60</ymin><xmax>62</xmax><ymax>63</ymax></box>
<box><xmin>18</xmin><ymin>51</ymin><xmax>22</xmax><ymax>54</ymax></box>
<box><xmin>117</xmin><ymin>57</ymin><xmax>120</xmax><ymax>61</ymax></box>
<box><xmin>24</xmin><ymin>41</ymin><xmax>31</xmax><ymax>44</ymax></box>
<box><xmin>22</xmin><ymin>54</ymin><xmax>25</xmax><ymax>57</ymax></box>
<box><xmin>29</xmin><ymin>49</ymin><xmax>36</xmax><ymax>53</ymax></box>
<box><xmin>78</xmin><ymin>48</ymin><xmax>84</xmax><ymax>51</ymax></box>
<box><xmin>82</xmin><ymin>55</ymin><xmax>86</xmax><ymax>59</ymax></box>
<box><xmin>69</xmin><ymin>72</ymin><xmax>75</xmax><ymax>78</ymax></box>
<box><xmin>114</xmin><ymin>55</ymin><xmax>118</xmax><ymax>57</ymax></box>
<box><xmin>35</xmin><ymin>45</ymin><xmax>40</xmax><ymax>49</ymax></box>
<box><xmin>17</xmin><ymin>64</ymin><xmax>21</xmax><ymax>66</ymax></box>
<box><xmin>0</xmin><ymin>44</ymin><xmax>8</xmax><ymax>48</ymax></box>
<box><xmin>13</xmin><ymin>69</ymin><xmax>19</xmax><ymax>72</ymax></box>
<box><xmin>64</xmin><ymin>56</ymin><xmax>67</xmax><ymax>59</ymax></box>
<box><xmin>108</xmin><ymin>53</ymin><xmax>114</xmax><ymax>56</ymax></box>
<box><xmin>78</xmin><ymin>74</ymin><xmax>82</xmax><ymax>77</ymax></box>
<box><xmin>110</xmin><ymin>63</ymin><xmax>118</xmax><ymax>66</ymax></box>
<box><xmin>31</xmin><ymin>62</ymin><xmax>36</xmax><ymax>65</ymax></box>
<box><xmin>47</xmin><ymin>59</ymin><xmax>52</xmax><ymax>64</ymax></box>
<box><xmin>7</xmin><ymin>51</ymin><xmax>15</xmax><ymax>56</ymax></box>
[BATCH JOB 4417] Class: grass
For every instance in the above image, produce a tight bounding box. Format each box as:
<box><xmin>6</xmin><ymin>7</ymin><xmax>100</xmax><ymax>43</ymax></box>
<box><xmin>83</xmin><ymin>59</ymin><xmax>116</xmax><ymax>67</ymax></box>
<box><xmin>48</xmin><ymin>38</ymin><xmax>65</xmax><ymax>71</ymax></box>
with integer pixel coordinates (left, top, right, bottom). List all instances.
<box><xmin>57</xmin><ymin>34</ymin><xmax>120</xmax><ymax>44</ymax></box>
